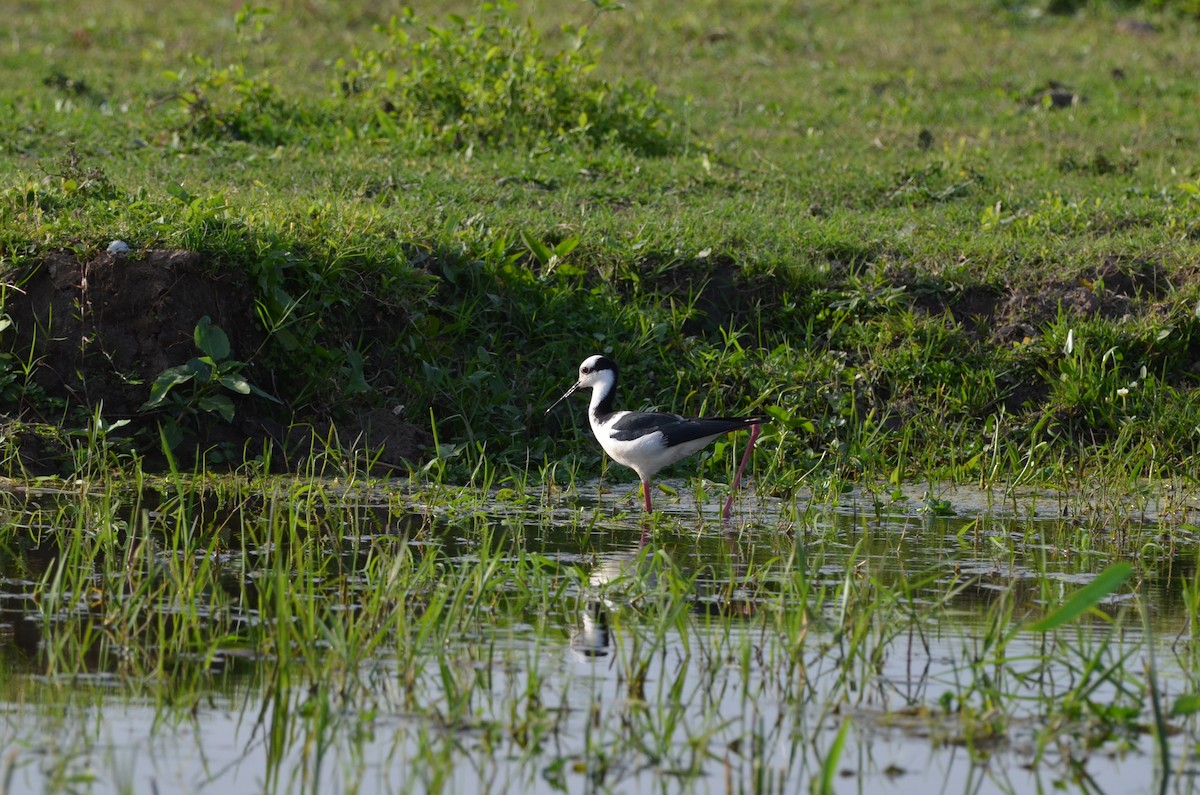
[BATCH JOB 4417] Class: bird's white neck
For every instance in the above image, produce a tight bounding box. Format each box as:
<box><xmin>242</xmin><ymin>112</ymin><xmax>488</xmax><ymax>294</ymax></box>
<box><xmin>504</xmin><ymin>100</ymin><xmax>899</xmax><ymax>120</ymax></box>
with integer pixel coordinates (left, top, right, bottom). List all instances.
<box><xmin>588</xmin><ymin>371</ymin><xmax>619</xmax><ymax>420</ymax></box>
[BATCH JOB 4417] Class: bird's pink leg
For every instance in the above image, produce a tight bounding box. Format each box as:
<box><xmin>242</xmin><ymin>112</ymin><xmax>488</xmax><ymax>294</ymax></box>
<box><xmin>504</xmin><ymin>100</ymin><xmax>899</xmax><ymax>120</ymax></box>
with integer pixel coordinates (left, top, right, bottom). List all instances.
<box><xmin>722</xmin><ymin>423</ymin><xmax>762</xmax><ymax>520</ymax></box>
<box><xmin>641</xmin><ymin>483</ymin><xmax>654</xmax><ymax>546</ymax></box>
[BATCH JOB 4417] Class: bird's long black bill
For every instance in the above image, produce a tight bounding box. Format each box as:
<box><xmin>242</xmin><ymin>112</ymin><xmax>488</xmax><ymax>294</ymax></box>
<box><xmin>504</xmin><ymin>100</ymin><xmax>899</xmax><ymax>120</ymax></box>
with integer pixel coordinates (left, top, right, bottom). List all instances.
<box><xmin>546</xmin><ymin>382</ymin><xmax>580</xmax><ymax>413</ymax></box>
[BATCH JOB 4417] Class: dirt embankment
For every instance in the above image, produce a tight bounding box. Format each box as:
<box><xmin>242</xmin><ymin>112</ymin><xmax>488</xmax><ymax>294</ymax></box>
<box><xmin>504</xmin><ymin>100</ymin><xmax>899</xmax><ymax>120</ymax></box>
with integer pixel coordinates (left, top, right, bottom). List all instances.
<box><xmin>2</xmin><ymin>249</ymin><xmax>430</xmax><ymax>474</ymax></box>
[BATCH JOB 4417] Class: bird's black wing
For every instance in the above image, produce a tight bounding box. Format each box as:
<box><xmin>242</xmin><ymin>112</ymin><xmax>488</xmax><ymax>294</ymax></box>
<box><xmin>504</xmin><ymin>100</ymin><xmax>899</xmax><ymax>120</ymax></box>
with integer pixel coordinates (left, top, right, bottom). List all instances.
<box><xmin>607</xmin><ymin>411</ymin><xmax>688</xmax><ymax>442</ymax></box>
<box><xmin>607</xmin><ymin>412</ymin><xmax>762</xmax><ymax>445</ymax></box>
<box><xmin>659</xmin><ymin>417</ymin><xmax>765</xmax><ymax>447</ymax></box>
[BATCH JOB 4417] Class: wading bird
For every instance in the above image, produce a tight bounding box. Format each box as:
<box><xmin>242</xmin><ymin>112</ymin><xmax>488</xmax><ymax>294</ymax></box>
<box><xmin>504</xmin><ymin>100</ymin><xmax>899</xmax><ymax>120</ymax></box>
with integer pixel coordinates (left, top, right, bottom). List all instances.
<box><xmin>547</xmin><ymin>355</ymin><xmax>767</xmax><ymax>519</ymax></box>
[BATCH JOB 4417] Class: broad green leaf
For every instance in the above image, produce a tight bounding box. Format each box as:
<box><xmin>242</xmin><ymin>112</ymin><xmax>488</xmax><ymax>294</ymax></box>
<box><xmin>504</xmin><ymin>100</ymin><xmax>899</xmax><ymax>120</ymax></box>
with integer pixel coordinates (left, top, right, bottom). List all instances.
<box><xmin>167</xmin><ymin>183</ymin><xmax>193</xmax><ymax>203</ymax></box>
<box><xmin>1171</xmin><ymin>694</ymin><xmax>1200</xmax><ymax>717</ymax></box>
<box><xmin>159</xmin><ymin>419</ymin><xmax>184</xmax><ymax>451</ymax></box>
<box><xmin>248</xmin><ymin>382</ymin><xmax>283</xmax><ymax>403</ymax></box>
<box><xmin>197</xmin><ymin>394</ymin><xmax>235</xmax><ymax>423</ymax></box>
<box><xmin>344</xmin><ymin>350</ymin><xmax>370</xmax><ymax>395</ymax></box>
<box><xmin>553</xmin><ymin>235</ymin><xmax>580</xmax><ymax>257</ymax></box>
<box><xmin>1028</xmin><ymin>562</ymin><xmax>1134</xmax><ymax>632</ymax></box>
<box><xmin>141</xmin><ymin>365</ymin><xmax>196</xmax><ymax>410</ymax></box>
<box><xmin>194</xmin><ymin>316</ymin><xmax>231</xmax><ymax>361</ymax></box>
<box><xmin>218</xmin><ymin>374</ymin><xmax>252</xmax><ymax>395</ymax></box>
<box><xmin>520</xmin><ymin>230</ymin><xmax>553</xmax><ymax>266</ymax></box>
<box><xmin>273</xmin><ymin>328</ymin><xmax>300</xmax><ymax>351</ymax></box>
<box><xmin>186</xmin><ymin>357</ymin><xmax>214</xmax><ymax>382</ymax></box>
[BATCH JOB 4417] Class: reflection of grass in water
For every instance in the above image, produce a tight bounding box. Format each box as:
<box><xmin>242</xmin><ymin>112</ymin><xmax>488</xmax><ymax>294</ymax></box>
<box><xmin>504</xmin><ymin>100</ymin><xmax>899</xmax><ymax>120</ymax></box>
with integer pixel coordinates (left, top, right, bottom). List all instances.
<box><xmin>0</xmin><ymin>456</ymin><xmax>1191</xmax><ymax>792</ymax></box>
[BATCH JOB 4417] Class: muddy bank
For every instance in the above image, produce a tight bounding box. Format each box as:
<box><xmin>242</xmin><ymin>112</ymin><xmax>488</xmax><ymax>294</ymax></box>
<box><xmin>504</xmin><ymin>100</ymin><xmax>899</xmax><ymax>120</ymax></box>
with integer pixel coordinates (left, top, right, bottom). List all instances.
<box><xmin>1</xmin><ymin>248</ymin><xmax>430</xmax><ymax>474</ymax></box>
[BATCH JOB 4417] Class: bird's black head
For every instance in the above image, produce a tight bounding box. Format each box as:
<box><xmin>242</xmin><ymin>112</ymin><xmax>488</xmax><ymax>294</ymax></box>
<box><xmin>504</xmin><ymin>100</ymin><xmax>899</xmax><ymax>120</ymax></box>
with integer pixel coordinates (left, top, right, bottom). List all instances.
<box><xmin>579</xmin><ymin>354</ymin><xmax>618</xmax><ymax>379</ymax></box>
<box><xmin>546</xmin><ymin>354</ymin><xmax>620</xmax><ymax>414</ymax></box>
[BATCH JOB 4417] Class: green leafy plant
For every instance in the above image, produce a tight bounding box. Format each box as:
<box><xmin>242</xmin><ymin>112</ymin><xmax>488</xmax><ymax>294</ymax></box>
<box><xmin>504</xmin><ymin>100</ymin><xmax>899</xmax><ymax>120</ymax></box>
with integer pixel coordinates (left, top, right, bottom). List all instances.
<box><xmin>165</xmin><ymin>57</ymin><xmax>289</xmax><ymax>144</ymax></box>
<box><xmin>1044</xmin><ymin>318</ymin><xmax>1152</xmax><ymax>436</ymax></box>
<box><xmin>163</xmin><ymin>8</ymin><xmax>294</xmax><ymax>144</ymax></box>
<box><xmin>520</xmin><ymin>230</ymin><xmax>581</xmax><ymax>278</ymax></box>
<box><xmin>337</xmin><ymin>1</ymin><xmax>679</xmax><ymax>154</ymax></box>
<box><xmin>66</xmin><ymin>404</ymin><xmax>133</xmax><ymax>480</ymax></box>
<box><xmin>141</xmin><ymin>315</ymin><xmax>280</xmax><ymax>450</ymax></box>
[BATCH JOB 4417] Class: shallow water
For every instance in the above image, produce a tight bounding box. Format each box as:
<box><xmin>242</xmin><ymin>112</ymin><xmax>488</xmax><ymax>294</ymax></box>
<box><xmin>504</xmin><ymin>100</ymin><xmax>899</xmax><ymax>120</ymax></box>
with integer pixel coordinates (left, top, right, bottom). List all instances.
<box><xmin>0</xmin><ymin>478</ymin><xmax>1198</xmax><ymax>794</ymax></box>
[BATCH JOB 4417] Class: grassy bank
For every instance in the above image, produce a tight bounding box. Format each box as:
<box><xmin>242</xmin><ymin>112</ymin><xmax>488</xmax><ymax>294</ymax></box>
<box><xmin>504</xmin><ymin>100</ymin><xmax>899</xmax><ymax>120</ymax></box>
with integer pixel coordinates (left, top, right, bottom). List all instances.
<box><xmin>2</xmin><ymin>0</ymin><xmax>1200</xmax><ymax>489</ymax></box>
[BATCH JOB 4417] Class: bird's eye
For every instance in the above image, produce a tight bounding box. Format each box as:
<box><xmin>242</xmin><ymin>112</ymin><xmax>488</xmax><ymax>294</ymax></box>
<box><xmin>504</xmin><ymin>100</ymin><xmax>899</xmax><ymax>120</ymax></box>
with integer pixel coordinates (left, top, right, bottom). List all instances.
<box><xmin>582</xmin><ymin>366</ymin><xmax>592</xmax><ymax>374</ymax></box>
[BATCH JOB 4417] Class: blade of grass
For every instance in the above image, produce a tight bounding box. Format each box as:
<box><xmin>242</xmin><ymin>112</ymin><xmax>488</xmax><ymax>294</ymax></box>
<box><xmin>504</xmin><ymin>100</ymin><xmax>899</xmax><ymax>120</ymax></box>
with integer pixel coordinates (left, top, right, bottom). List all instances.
<box><xmin>1028</xmin><ymin>562</ymin><xmax>1133</xmax><ymax>632</ymax></box>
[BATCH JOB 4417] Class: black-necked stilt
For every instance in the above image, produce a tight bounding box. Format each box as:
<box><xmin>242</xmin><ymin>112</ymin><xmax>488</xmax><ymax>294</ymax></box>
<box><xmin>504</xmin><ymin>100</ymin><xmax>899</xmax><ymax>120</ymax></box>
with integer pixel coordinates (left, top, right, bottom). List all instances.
<box><xmin>547</xmin><ymin>355</ymin><xmax>768</xmax><ymax>519</ymax></box>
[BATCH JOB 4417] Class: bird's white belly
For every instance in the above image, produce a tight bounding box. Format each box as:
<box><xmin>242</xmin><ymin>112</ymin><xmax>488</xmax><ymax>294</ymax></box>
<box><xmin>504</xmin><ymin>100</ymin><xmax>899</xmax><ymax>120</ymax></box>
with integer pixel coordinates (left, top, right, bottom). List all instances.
<box><xmin>591</xmin><ymin>413</ymin><xmax>713</xmax><ymax>481</ymax></box>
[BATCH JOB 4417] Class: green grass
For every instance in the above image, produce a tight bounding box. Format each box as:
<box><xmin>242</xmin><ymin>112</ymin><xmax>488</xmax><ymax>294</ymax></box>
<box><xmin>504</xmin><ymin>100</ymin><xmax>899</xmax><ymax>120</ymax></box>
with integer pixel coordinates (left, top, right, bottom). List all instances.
<box><xmin>4</xmin><ymin>6</ymin><xmax>1200</xmax><ymax>787</ymax></box>
<box><xmin>2</xmin><ymin>0</ymin><xmax>1200</xmax><ymax>487</ymax></box>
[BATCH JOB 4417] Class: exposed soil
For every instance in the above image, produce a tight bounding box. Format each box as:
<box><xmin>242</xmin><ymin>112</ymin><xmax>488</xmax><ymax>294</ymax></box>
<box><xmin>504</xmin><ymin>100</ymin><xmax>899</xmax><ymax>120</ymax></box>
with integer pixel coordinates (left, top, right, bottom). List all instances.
<box><xmin>11</xmin><ymin>250</ymin><xmax>261</xmax><ymax>415</ymax></box>
<box><xmin>2</xmin><ymin>249</ymin><xmax>431</xmax><ymax>474</ymax></box>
